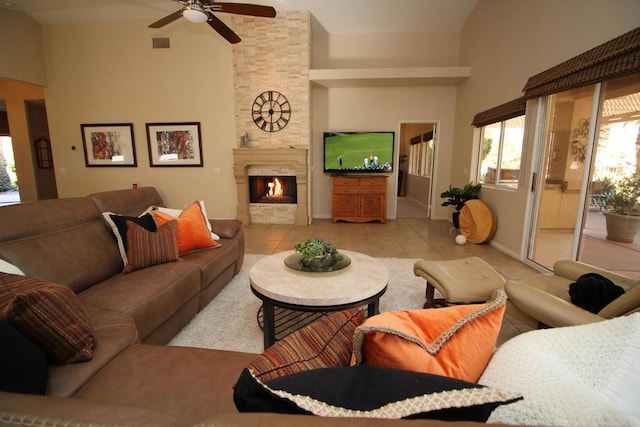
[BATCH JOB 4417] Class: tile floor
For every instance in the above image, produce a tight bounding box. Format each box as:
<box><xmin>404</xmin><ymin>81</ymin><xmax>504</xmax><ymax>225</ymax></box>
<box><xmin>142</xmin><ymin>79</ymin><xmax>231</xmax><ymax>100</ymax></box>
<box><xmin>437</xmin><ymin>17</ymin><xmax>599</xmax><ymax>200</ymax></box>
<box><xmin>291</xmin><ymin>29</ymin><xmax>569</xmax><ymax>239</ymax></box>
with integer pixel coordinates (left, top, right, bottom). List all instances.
<box><xmin>242</xmin><ymin>211</ymin><xmax>540</xmax><ymax>346</ymax></box>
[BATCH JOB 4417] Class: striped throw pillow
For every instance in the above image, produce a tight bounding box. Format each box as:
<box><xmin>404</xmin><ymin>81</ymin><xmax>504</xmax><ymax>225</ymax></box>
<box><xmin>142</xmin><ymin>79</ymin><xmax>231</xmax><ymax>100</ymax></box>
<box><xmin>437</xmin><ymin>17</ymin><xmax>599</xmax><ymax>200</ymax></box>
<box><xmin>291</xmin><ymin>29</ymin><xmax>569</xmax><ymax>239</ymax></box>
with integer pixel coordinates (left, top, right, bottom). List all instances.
<box><xmin>246</xmin><ymin>308</ymin><xmax>365</xmax><ymax>383</ymax></box>
<box><xmin>123</xmin><ymin>220</ymin><xmax>179</xmax><ymax>274</ymax></box>
<box><xmin>0</xmin><ymin>273</ymin><xmax>95</xmax><ymax>365</ymax></box>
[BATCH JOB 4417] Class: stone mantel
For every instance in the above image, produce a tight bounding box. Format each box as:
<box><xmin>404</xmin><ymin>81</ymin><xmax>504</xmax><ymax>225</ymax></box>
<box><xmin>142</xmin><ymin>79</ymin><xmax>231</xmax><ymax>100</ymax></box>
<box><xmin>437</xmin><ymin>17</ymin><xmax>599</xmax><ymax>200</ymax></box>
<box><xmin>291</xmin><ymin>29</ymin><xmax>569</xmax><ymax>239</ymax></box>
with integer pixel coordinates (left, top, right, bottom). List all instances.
<box><xmin>233</xmin><ymin>148</ymin><xmax>309</xmax><ymax>226</ymax></box>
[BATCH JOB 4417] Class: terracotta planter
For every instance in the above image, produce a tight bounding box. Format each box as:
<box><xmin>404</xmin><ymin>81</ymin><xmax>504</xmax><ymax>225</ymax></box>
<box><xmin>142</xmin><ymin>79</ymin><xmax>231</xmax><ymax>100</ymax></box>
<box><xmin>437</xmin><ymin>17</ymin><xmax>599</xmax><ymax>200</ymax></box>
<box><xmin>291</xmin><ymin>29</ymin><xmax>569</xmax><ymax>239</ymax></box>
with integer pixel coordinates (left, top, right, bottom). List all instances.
<box><xmin>602</xmin><ymin>211</ymin><xmax>640</xmax><ymax>243</ymax></box>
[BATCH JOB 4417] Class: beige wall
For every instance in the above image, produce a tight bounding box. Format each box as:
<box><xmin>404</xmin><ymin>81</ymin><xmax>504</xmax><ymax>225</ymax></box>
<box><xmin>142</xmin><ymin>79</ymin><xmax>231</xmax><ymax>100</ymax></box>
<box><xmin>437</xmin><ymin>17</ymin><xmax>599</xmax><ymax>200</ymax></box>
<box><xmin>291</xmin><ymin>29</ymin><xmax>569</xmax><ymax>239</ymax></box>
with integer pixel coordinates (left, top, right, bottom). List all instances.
<box><xmin>0</xmin><ymin>9</ymin><xmax>46</xmax><ymax>86</ymax></box>
<box><xmin>41</xmin><ymin>19</ymin><xmax>239</xmax><ymax>217</ymax></box>
<box><xmin>454</xmin><ymin>0</ymin><xmax>640</xmax><ymax>256</ymax></box>
<box><xmin>310</xmin><ymin>24</ymin><xmax>464</xmax><ymax>220</ymax></box>
<box><xmin>312</xmin><ymin>31</ymin><xmax>461</xmax><ymax>69</ymax></box>
<box><xmin>311</xmin><ymin>86</ymin><xmax>456</xmax><ymax>220</ymax></box>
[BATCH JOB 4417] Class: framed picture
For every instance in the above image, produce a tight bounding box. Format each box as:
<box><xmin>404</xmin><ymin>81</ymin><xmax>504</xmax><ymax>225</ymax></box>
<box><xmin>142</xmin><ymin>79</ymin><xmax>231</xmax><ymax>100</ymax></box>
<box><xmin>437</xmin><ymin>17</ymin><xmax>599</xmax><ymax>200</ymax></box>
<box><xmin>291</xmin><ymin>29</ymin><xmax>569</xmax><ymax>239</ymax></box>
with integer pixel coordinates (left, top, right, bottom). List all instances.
<box><xmin>81</xmin><ymin>123</ymin><xmax>137</xmax><ymax>167</ymax></box>
<box><xmin>146</xmin><ymin>122</ymin><xmax>203</xmax><ymax>167</ymax></box>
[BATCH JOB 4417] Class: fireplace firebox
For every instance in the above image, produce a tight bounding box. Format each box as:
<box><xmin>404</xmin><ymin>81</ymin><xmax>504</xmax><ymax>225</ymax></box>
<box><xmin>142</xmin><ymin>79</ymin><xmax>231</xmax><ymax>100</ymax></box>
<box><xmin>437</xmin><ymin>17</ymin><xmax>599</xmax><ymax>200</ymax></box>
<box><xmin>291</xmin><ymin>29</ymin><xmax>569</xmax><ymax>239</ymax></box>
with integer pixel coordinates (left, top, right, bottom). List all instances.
<box><xmin>249</xmin><ymin>176</ymin><xmax>297</xmax><ymax>204</ymax></box>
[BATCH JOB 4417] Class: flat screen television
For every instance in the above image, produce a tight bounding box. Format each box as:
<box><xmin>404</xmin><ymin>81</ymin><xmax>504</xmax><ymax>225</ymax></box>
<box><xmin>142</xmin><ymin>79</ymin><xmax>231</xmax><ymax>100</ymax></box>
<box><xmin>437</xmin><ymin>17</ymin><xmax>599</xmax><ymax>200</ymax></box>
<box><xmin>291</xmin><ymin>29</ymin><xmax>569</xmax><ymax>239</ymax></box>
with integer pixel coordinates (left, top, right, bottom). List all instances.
<box><xmin>323</xmin><ymin>131</ymin><xmax>395</xmax><ymax>174</ymax></box>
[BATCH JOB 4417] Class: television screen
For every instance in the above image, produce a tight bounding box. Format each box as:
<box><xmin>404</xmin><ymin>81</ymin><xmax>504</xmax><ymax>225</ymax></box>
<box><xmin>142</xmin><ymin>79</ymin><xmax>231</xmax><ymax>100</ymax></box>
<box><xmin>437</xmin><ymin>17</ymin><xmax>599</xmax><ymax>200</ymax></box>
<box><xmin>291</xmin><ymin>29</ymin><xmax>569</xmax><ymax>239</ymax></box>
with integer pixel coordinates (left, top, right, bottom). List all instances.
<box><xmin>323</xmin><ymin>131</ymin><xmax>395</xmax><ymax>173</ymax></box>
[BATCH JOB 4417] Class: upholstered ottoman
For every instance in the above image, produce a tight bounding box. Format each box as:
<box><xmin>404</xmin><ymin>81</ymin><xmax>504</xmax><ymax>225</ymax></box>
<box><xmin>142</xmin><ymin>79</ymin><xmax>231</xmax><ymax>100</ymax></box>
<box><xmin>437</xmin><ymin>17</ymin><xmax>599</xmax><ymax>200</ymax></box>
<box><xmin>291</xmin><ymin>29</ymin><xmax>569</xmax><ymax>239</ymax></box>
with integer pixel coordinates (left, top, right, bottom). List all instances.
<box><xmin>413</xmin><ymin>257</ymin><xmax>506</xmax><ymax>308</ymax></box>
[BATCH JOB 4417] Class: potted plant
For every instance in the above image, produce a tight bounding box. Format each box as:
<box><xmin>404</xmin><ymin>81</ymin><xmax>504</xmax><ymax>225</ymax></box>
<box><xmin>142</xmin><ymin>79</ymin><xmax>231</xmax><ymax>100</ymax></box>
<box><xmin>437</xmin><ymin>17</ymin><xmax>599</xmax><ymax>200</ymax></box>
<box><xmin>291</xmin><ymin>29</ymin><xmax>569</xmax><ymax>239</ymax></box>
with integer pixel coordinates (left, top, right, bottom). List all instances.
<box><xmin>294</xmin><ymin>237</ymin><xmax>343</xmax><ymax>269</ymax></box>
<box><xmin>440</xmin><ymin>181</ymin><xmax>482</xmax><ymax>228</ymax></box>
<box><xmin>602</xmin><ymin>173</ymin><xmax>640</xmax><ymax>243</ymax></box>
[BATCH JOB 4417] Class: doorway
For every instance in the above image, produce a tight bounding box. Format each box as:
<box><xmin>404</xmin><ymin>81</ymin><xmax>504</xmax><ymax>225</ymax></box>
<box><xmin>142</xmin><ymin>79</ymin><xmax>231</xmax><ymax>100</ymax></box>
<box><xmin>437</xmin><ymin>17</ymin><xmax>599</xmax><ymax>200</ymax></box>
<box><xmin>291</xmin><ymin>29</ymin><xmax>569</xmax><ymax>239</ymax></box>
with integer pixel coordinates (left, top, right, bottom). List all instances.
<box><xmin>397</xmin><ymin>122</ymin><xmax>437</xmax><ymax>219</ymax></box>
<box><xmin>0</xmin><ymin>99</ymin><xmax>20</xmax><ymax>205</ymax></box>
<box><xmin>527</xmin><ymin>73</ymin><xmax>640</xmax><ymax>278</ymax></box>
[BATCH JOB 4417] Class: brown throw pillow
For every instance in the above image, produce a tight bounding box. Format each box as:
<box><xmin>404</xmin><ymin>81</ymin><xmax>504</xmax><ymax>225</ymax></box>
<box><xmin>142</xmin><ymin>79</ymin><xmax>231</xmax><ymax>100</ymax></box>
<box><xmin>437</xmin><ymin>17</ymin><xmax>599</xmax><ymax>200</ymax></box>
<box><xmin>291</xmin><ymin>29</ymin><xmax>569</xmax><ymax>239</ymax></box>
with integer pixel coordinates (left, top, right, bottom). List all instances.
<box><xmin>0</xmin><ymin>273</ymin><xmax>96</xmax><ymax>365</ymax></box>
<box><xmin>123</xmin><ymin>220</ymin><xmax>180</xmax><ymax>274</ymax></box>
<box><xmin>247</xmin><ymin>308</ymin><xmax>365</xmax><ymax>383</ymax></box>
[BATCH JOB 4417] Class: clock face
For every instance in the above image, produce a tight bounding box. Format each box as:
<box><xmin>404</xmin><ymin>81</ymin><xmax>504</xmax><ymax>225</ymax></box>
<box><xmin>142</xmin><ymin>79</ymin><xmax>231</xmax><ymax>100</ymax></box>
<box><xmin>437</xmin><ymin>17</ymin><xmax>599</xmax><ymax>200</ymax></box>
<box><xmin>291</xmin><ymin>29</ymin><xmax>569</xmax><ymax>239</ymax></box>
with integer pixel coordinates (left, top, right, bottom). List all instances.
<box><xmin>252</xmin><ymin>90</ymin><xmax>291</xmax><ymax>132</ymax></box>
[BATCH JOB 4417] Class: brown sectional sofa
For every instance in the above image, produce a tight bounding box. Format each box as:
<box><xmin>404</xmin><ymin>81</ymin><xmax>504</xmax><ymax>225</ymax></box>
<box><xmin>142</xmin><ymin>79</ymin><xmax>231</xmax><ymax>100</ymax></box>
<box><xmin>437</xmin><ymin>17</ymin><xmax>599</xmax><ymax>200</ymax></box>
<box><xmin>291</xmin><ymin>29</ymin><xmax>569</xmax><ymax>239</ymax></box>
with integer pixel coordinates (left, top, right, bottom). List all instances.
<box><xmin>0</xmin><ymin>187</ymin><xmax>506</xmax><ymax>426</ymax></box>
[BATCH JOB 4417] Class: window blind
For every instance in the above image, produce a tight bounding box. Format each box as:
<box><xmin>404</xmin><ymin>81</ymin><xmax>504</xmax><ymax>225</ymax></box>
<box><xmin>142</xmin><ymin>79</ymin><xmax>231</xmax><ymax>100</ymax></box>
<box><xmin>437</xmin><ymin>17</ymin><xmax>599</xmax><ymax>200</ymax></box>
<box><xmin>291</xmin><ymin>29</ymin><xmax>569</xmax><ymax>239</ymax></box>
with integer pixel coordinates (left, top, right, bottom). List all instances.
<box><xmin>523</xmin><ymin>26</ymin><xmax>640</xmax><ymax>100</ymax></box>
<box><xmin>471</xmin><ymin>97</ymin><xmax>526</xmax><ymax>127</ymax></box>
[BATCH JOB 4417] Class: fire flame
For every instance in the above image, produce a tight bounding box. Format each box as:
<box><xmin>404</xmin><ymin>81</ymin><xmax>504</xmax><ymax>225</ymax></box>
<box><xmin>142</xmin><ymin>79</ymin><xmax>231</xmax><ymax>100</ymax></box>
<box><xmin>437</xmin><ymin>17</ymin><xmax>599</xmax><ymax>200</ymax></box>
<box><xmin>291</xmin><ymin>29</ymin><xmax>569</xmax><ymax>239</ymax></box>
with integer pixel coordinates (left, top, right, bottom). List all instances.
<box><xmin>267</xmin><ymin>178</ymin><xmax>284</xmax><ymax>197</ymax></box>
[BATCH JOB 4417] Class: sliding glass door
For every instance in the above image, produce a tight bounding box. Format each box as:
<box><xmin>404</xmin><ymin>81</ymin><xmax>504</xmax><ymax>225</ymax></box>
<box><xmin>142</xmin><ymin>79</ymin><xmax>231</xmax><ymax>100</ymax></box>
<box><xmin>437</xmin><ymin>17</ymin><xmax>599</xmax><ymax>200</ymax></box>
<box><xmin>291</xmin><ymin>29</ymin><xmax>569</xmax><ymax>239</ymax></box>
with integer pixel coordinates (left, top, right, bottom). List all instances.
<box><xmin>527</xmin><ymin>73</ymin><xmax>640</xmax><ymax>276</ymax></box>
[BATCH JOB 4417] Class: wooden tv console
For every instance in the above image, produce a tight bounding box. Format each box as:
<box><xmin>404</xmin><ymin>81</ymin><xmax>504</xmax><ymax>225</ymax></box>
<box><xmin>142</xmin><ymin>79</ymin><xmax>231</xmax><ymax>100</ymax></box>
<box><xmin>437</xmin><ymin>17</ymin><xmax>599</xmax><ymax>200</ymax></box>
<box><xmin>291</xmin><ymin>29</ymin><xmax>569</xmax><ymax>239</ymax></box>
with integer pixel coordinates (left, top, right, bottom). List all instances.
<box><xmin>331</xmin><ymin>175</ymin><xmax>387</xmax><ymax>223</ymax></box>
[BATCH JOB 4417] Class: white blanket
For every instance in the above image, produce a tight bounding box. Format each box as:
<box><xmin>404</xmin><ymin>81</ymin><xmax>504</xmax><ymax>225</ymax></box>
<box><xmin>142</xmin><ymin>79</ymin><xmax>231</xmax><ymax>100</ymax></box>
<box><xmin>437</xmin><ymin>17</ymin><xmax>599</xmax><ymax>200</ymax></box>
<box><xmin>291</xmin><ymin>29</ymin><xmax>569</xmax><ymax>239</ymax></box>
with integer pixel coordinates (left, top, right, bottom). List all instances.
<box><xmin>479</xmin><ymin>313</ymin><xmax>640</xmax><ymax>426</ymax></box>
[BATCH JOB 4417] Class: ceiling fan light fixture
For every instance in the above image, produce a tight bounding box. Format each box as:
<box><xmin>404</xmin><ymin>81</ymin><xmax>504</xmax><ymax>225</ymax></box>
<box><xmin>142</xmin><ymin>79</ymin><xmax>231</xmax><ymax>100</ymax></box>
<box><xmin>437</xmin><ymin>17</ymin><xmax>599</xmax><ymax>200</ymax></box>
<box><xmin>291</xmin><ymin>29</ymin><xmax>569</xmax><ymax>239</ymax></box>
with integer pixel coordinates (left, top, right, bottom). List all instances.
<box><xmin>183</xmin><ymin>5</ymin><xmax>208</xmax><ymax>24</ymax></box>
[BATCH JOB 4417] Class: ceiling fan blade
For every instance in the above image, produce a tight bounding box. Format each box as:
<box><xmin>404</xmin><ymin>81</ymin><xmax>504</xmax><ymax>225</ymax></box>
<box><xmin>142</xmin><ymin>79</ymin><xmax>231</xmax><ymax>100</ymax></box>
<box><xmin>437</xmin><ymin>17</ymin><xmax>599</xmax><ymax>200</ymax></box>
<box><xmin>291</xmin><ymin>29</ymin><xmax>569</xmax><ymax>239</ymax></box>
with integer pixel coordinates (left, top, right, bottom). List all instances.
<box><xmin>207</xmin><ymin>13</ymin><xmax>242</xmax><ymax>44</ymax></box>
<box><xmin>148</xmin><ymin>9</ymin><xmax>184</xmax><ymax>28</ymax></box>
<box><xmin>212</xmin><ymin>3</ymin><xmax>276</xmax><ymax>18</ymax></box>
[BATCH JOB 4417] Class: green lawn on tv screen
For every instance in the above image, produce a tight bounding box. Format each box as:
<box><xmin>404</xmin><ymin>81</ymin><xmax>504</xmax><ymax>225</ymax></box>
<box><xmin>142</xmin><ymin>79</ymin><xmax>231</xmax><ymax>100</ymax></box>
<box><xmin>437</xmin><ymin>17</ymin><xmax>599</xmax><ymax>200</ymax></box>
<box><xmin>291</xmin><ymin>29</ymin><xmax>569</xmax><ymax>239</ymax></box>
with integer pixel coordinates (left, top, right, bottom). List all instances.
<box><xmin>325</xmin><ymin>133</ymin><xmax>393</xmax><ymax>170</ymax></box>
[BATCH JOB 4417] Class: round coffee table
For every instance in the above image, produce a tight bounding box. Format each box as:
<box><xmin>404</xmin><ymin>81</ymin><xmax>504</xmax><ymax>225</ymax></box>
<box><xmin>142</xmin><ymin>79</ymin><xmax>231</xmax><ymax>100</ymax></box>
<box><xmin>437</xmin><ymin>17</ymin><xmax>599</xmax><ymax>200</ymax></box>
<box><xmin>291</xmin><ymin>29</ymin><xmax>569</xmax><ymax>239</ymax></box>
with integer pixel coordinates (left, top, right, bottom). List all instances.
<box><xmin>250</xmin><ymin>249</ymin><xmax>388</xmax><ymax>348</ymax></box>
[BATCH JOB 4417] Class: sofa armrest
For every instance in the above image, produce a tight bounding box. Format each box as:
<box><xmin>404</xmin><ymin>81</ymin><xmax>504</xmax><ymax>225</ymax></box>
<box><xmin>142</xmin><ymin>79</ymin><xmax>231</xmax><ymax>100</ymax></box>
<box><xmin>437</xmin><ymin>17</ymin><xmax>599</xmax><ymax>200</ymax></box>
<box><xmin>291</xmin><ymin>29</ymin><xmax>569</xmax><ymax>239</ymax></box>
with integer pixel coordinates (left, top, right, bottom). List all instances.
<box><xmin>0</xmin><ymin>391</ymin><xmax>181</xmax><ymax>426</ymax></box>
<box><xmin>210</xmin><ymin>219</ymin><xmax>243</xmax><ymax>239</ymax></box>
<box><xmin>505</xmin><ymin>281</ymin><xmax>604</xmax><ymax>328</ymax></box>
<box><xmin>553</xmin><ymin>260</ymin><xmax>634</xmax><ymax>287</ymax></box>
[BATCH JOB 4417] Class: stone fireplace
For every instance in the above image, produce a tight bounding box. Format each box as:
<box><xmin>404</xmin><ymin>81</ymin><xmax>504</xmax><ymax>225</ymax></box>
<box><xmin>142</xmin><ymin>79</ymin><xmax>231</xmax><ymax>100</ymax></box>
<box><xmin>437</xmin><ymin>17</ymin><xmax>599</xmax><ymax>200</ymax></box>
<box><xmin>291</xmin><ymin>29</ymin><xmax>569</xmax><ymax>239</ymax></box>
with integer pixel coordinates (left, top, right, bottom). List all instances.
<box><xmin>233</xmin><ymin>148</ymin><xmax>308</xmax><ymax>226</ymax></box>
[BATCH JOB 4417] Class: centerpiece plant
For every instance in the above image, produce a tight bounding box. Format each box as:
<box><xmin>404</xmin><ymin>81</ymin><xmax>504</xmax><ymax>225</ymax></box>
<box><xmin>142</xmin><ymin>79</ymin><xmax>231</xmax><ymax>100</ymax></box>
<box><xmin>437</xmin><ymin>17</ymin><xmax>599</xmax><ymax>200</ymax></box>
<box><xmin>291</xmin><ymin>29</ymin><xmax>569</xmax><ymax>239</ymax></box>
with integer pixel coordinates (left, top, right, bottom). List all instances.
<box><xmin>295</xmin><ymin>237</ymin><xmax>343</xmax><ymax>269</ymax></box>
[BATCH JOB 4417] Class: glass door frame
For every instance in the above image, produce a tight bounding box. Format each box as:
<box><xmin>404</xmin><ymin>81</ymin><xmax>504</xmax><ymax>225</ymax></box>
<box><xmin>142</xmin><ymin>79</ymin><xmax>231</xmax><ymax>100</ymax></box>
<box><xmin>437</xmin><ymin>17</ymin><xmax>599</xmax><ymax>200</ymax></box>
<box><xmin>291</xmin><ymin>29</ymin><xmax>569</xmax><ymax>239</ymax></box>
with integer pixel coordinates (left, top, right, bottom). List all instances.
<box><xmin>524</xmin><ymin>83</ymin><xmax>603</xmax><ymax>270</ymax></box>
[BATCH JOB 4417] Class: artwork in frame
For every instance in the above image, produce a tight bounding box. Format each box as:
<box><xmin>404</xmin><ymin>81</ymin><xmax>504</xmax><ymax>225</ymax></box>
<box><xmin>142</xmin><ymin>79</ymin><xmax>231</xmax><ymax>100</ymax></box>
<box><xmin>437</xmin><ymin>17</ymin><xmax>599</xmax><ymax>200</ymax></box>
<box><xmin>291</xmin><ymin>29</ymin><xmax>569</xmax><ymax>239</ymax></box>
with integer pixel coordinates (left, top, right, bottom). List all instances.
<box><xmin>146</xmin><ymin>122</ymin><xmax>203</xmax><ymax>167</ymax></box>
<box><xmin>81</xmin><ymin>123</ymin><xmax>137</xmax><ymax>167</ymax></box>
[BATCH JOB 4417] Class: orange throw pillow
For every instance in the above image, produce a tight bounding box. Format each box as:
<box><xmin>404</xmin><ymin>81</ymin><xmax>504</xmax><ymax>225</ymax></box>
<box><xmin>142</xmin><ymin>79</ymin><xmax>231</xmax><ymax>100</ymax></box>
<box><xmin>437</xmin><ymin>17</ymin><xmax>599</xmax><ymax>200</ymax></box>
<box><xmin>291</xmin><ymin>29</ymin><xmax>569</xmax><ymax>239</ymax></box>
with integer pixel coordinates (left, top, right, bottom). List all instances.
<box><xmin>352</xmin><ymin>290</ymin><xmax>507</xmax><ymax>383</ymax></box>
<box><xmin>152</xmin><ymin>201</ymin><xmax>218</xmax><ymax>254</ymax></box>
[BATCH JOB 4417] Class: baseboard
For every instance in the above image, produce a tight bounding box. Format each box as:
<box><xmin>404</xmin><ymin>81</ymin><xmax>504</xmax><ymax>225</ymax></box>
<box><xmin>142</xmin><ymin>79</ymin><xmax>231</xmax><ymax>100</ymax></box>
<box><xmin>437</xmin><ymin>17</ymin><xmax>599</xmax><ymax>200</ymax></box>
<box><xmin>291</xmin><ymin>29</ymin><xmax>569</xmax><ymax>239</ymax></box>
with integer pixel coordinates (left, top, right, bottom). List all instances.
<box><xmin>489</xmin><ymin>240</ymin><xmax>521</xmax><ymax>260</ymax></box>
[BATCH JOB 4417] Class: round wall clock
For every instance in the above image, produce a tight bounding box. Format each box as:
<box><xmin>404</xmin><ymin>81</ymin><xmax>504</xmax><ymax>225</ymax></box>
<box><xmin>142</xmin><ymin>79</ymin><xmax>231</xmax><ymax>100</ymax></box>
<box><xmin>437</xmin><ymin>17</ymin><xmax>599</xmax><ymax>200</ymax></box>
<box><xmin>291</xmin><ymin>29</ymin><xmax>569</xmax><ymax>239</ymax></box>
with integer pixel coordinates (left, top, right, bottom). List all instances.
<box><xmin>252</xmin><ymin>90</ymin><xmax>291</xmax><ymax>132</ymax></box>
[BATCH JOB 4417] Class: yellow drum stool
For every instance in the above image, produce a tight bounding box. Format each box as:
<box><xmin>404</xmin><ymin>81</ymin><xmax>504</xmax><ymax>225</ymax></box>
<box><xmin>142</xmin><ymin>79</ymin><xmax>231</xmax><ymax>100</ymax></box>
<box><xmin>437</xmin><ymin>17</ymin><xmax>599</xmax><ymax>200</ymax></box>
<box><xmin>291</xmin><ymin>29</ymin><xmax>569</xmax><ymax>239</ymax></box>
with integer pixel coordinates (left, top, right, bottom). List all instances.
<box><xmin>413</xmin><ymin>257</ymin><xmax>506</xmax><ymax>308</ymax></box>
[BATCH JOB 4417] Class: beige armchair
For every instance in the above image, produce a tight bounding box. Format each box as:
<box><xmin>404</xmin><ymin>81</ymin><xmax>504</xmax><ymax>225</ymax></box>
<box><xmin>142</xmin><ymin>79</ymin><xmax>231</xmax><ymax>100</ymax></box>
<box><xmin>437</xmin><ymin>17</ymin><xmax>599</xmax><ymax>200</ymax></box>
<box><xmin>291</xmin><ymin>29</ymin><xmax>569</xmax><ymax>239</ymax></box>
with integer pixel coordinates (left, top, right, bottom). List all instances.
<box><xmin>505</xmin><ymin>260</ymin><xmax>640</xmax><ymax>328</ymax></box>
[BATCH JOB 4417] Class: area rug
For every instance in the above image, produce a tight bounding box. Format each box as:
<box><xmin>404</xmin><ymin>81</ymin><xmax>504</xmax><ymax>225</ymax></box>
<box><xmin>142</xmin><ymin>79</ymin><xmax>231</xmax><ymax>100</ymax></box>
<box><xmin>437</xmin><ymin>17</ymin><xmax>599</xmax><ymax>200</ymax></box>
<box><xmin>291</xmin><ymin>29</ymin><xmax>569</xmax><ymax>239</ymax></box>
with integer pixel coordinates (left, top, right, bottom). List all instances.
<box><xmin>168</xmin><ymin>254</ymin><xmax>425</xmax><ymax>354</ymax></box>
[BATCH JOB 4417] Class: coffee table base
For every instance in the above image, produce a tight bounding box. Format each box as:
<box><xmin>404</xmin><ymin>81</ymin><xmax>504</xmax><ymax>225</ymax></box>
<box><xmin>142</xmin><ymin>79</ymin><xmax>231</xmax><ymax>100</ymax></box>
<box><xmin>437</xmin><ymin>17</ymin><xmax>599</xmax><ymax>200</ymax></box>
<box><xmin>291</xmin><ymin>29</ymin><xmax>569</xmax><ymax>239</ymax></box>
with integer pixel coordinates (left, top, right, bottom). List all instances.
<box><xmin>252</xmin><ymin>287</ymin><xmax>385</xmax><ymax>349</ymax></box>
<box><xmin>256</xmin><ymin>306</ymin><xmax>326</xmax><ymax>341</ymax></box>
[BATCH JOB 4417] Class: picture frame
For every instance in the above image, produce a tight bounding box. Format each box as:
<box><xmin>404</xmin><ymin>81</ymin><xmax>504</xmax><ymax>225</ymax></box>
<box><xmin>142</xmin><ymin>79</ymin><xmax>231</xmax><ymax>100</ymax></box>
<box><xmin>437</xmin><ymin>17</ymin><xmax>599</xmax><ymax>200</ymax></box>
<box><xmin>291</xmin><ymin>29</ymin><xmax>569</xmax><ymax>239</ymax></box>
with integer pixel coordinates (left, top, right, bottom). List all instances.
<box><xmin>81</xmin><ymin>123</ymin><xmax>137</xmax><ymax>167</ymax></box>
<box><xmin>146</xmin><ymin>122</ymin><xmax>203</xmax><ymax>167</ymax></box>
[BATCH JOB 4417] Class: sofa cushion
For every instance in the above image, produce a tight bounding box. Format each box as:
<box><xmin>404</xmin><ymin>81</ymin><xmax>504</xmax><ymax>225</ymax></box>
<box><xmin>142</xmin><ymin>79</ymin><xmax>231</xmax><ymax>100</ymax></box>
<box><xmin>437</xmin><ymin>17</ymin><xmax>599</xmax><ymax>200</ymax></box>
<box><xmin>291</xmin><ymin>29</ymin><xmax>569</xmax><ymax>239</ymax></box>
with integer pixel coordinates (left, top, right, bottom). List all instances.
<box><xmin>102</xmin><ymin>208</ymin><xmax>157</xmax><ymax>266</ymax></box>
<box><xmin>352</xmin><ymin>290</ymin><xmax>507</xmax><ymax>383</ymax></box>
<box><xmin>123</xmin><ymin>220</ymin><xmax>179</xmax><ymax>273</ymax></box>
<box><xmin>235</xmin><ymin>365</ymin><xmax>521</xmax><ymax>422</ymax></box>
<box><xmin>74</xmin><ymin>344</ymin><xmax>256</xmax><ymax>426</ymax></box>
<box><xmin>180</xmin><ymin>240</ymin><xmax>238</xmax><ymax>288</ymax></box>
<box><xmin>0</xmin><ymin>273</ymin><xmax>96</xmax><ymax>365</ymax></box>
<box><xmin>152</xmin><ymin>202</ymin><xmax>219</xmax><ymax>254</ymax></box>
<box><xmin>0</xmin><ymin>321</ymin><xmax>48</xmax><ymax>395</ymax></box>
<box><xmin>0</xmin><ymin>201</ymin><xmax>123</xmax><ymax>293</ymax></box>
<box><xmin>78</xmin><ymin>262</ymin><xmax>200</xmax><ymax>340</ymax></box>
<box><xmin>247</xmin><ymin>308</ymin><xmax>365</xmax><ymax>383</ymax></box>
<box><xmin>47</xmin><ymin>306</ymin><xmax>138</xmax><ymax>398</ymax></box>
<box><xmin>89</xmin><ymin>187</ymin><xmax>164</xmax><ymax>217</ymax></box>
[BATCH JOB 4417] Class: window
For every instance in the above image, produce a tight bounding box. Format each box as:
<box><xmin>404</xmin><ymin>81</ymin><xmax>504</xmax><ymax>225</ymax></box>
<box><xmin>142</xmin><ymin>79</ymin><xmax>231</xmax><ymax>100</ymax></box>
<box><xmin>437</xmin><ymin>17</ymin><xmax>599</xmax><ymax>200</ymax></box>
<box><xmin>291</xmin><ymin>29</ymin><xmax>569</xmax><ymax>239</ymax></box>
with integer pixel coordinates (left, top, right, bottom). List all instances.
<box><xmin>408</xmin><ymin>132</ymin><xmax>433</xmax><ymax>177</ymax></box>
<box><xmin>477</xmin><ymin>115</ymin><xmax>525</xmax><ymax>188</ymax></box>
<box><xmin>472</xmin><ymin>97</ymin><xmax>526</xmax><ymax>189</ymax></box>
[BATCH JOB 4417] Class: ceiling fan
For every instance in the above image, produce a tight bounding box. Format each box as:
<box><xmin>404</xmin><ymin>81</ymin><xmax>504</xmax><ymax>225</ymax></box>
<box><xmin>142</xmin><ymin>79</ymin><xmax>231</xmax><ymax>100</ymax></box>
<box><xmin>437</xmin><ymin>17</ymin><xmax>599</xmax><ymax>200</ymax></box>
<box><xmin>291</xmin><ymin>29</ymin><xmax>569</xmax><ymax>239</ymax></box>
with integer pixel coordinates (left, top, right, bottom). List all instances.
<box><xmin>149</xmin><ymin>0</ymin><xmax>276</xmax><ymax>44</ymax></box>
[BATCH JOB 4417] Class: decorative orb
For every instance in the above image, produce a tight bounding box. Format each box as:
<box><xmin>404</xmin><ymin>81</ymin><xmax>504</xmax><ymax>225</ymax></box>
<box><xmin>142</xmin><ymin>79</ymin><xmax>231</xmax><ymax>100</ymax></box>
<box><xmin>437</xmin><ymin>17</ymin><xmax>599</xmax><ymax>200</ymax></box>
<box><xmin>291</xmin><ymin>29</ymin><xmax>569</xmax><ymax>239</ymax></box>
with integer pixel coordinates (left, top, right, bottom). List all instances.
<box><xmin>455</xmin><ymin>234</ymin><xmax>467</xmax><ymax>245</ymax></box>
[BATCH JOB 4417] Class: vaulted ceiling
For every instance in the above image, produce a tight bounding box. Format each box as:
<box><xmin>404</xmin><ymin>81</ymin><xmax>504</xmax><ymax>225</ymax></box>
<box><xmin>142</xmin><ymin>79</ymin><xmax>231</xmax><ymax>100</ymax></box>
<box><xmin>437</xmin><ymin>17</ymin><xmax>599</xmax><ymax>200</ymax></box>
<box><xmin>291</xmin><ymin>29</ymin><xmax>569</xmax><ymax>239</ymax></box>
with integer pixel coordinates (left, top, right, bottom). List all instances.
<box><xmin>1</xmin><ymin>0</ymin><xmax>478</xmax><ymax>34</ymax></box>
